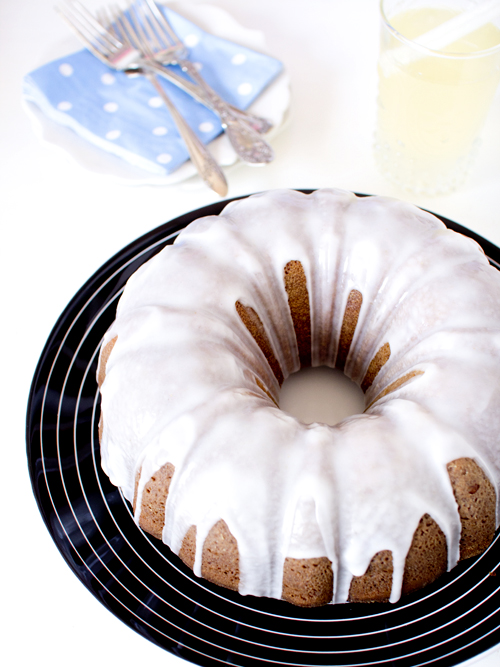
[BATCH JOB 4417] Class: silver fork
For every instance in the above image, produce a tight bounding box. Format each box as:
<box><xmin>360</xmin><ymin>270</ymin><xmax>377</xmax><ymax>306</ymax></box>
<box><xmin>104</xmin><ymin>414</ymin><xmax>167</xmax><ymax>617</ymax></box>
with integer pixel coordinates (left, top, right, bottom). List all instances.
<box><xmin>56</xmin><ymin>0</ymin><xmax>228</xmax><ymax>196</ymax></box>
<box><xmin>101</xmin><ymin>9</ymin><xmax>272</xmax><ymax>136</ymax></box>
<box><xmin>118</xmin><ymin>0</ymin><xmax>275</xmax><ymax>165</ymax></box>
<box><xmin>116</xmin><ymin>4</ymin><xmax>272</xmax><ymax>136</ymax></box>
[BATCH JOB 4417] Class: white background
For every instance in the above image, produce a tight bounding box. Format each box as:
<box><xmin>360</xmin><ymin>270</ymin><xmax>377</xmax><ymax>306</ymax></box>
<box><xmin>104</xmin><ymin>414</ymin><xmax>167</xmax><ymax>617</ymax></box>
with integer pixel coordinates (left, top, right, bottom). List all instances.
<box><xmin>1</xmin><ymin>0</ymin><xmax>499</xmax><ymax>665</ymax></box>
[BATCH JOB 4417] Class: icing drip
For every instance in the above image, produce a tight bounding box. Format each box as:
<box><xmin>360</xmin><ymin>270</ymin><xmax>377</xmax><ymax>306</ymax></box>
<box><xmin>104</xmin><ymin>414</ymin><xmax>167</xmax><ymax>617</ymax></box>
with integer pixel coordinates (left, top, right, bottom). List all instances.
<box><xmin>98</xmin><ymin>189</ymin><xmax>500</xmax><ymax>603</ymax></box>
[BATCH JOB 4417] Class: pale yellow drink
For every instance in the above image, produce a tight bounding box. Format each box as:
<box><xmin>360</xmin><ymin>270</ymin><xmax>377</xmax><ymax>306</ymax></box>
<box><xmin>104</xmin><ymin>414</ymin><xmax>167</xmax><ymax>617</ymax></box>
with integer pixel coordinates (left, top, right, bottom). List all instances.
<box><xmin>375</xmin><ymin>4</ymin><xmax>500</xmax><ymax>194</ymax></box>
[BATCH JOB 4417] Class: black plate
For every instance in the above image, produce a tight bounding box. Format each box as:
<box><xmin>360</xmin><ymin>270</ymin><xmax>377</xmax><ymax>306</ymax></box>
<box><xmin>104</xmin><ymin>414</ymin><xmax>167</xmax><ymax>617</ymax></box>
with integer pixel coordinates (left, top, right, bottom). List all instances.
<box><xmin>27</xmin><ymin>192</ymin><xmax>500</xmax><ymax>667</ymax></box>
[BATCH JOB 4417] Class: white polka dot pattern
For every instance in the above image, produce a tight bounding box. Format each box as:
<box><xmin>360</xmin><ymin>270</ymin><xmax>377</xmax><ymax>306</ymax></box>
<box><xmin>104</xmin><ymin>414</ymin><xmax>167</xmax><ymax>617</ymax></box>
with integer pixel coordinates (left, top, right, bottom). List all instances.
<box><xmin>237</xmin><ymin>82</ymin><xmax>253</xmax><ymax>96</ymax></box>
<box><xmin>184</xmin><ymin>33</ymin><xmax>200</xmax><ymax>47</ymax></box>
<box><xmin>23</xmin><ymin>5</ymin><xmax>283</xmax><ymax>175</ymax></box>
<box><xmin>232</xmin><ymin>53</ymin><xmax>247</xmax><ymax>65</ymax></box>
<box><xmin>105</xmin><ymin>129</ymin><xmax>121</xmax><ymax>140</ymax></box>
<box><xmin>148</xmin><ymin>96</ymin><xmax>163</xmax><ymax>108</ymax></box>
<box><xmin>58</xmin><ymin>63</ymin><xmax>73</xmax><ymax>76</ymax></box>
<box><xmin>156</xmin><ymin>153</ymin><xmax>173</xmax><ymax>164</ymax></box>
<box><xmin>101</xmin><ymin>73</ymin><xmax>116</xmax><ymax>85</ymax></box>
<box><xmin>199</xmin><ymin>121</ymin><xmax>215</xmax><ymax>133</ymax></box>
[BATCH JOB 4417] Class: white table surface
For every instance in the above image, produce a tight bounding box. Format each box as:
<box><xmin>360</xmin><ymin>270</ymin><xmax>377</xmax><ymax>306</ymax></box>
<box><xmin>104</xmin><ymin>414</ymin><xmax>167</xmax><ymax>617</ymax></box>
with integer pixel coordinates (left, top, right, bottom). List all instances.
<box><xmin>2</xmin><ymin>0</ymin><xmax>499</xmax><ymax>665</ymax></box>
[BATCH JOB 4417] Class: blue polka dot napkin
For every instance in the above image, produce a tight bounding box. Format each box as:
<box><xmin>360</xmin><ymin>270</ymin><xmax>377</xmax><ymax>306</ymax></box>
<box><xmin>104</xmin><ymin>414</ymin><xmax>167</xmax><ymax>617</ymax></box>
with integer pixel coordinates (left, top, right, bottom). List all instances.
<box><xmin>23</xmin><ymin>5</ymin><xmax>283</xmax><ymax>176</ymax></box>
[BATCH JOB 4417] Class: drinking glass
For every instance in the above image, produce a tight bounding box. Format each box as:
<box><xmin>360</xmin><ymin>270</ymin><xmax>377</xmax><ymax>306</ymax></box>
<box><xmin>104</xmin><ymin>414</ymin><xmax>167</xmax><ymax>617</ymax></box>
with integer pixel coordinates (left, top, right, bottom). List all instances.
<box><xmin>374</xmin><ymin>0</ymin><xmax>500</xmax><ymax>195</ymax></box>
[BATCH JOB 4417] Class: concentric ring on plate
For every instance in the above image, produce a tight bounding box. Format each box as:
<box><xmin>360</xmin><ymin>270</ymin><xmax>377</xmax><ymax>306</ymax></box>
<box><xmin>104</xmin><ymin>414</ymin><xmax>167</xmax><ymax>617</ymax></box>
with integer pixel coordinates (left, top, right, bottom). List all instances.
<box><xmin>27</xmin><ymin>192</ymin><xmax>500</xmax><ymax>667</ymax></box>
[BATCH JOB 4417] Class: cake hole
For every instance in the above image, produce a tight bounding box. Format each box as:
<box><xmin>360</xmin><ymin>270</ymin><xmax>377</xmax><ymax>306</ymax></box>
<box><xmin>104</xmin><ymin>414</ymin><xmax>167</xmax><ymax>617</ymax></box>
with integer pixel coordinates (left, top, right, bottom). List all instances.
<box><xmin>279</xmin><ymin>366</ymin><xmax>365</xmax><ymax>426</ymax></box>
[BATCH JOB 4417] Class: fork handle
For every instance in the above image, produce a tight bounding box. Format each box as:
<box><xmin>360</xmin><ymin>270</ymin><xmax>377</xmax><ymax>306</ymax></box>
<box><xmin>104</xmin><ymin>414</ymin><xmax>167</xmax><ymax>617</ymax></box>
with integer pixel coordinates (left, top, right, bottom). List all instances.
<box><xmin>177</xmin><ymin>58</ymin><xmax>274</xmax><ymax>165</ymax></box>
<box><xmin>145</xmin><ymin>71</ymin><xmax>228</xmax><ymax>196</ymax></box>
<box><xmin>145</xmin><ymin>60</ymin><xmax>272</xmax><ymax>135</ymax></box>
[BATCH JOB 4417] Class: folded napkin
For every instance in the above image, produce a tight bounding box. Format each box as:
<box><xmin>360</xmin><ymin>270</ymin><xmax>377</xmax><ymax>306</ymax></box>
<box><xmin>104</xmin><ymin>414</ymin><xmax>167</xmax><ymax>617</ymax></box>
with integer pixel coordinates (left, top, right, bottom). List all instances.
<box><xmin>23</xmin><ymin>5</ymin><xmax>283</xmax><ymax>175</ymax></box>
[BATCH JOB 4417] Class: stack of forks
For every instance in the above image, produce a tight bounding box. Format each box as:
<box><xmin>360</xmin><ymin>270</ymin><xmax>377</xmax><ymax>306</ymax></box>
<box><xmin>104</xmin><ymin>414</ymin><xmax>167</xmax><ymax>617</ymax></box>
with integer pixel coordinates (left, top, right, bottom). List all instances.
<box><xmin>56</xmin><ymin>0</ymin><xmax>276</xmax><ymax>196</ymax></box>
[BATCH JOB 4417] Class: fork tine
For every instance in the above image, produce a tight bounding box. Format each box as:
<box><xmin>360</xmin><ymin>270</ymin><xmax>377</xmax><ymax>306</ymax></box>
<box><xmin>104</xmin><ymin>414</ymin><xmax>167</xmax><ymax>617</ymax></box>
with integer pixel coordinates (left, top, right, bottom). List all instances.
<box><xmin>130</xmin><ymin>4</ymin><xmax>156</xmax><ymax>57</ymax></box>
<box><xmin>116</xmin><ymin>2</ymin><xmax>176</xmax><ymax>61</ymax></box>
<box><xmin>100</xmin><ymin>4</ymin><xmax>128</xmax><ymax>45</ymax></box>
<box><xmin>142</xmin><ymin>0</ymin><xmax>185</xmax><ymax>52</ymax></box>
<box><xmin>62</xmin><ymin>0</ymin><xmax>123</xmax><ymax>50</ymax></box>
<box><xmin>57</xmin><ymin>1</ymin><xmax>142</xmax><ymax>71</ymax></box>
<box><xmin>77</xmin><ymin>0</ymin><xmax>121</xmax><ymax>46</ymax></box>
<box><xmin>115</xmin><ymin>4</ymin><xmax>153</xmax><ymax>58</ymax></box>
<box><xmin>95</xmin><ymin>5</ymin><xmax>113</xmax><ymax>38</ymax></box>
<box><xmin>95</xmin><ymin>5</ymin><xmax>111</xmax><ymax>31</ymax></box>
<box><xmin>99</xmin><ymin>3</ymin><xmax>146</xmax><ymax>60</ymax></box>
<box><xmin>56</xmin><ymin>3</ymin><xmax>110</xmax><ymax>61</ymax></box>
<box><xmin>136</xmin><ymin>2</ymin><xmax>165</xmax><ymax>54</ymax></box>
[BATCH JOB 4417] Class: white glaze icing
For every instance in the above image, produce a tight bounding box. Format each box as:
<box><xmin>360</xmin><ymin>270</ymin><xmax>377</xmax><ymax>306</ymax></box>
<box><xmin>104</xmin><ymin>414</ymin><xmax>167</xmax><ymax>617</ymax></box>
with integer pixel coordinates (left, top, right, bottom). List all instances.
<box><xmin>97</xmin><ymin>188</ymin><xmax>500</xmax><ymax>604</ymax></box>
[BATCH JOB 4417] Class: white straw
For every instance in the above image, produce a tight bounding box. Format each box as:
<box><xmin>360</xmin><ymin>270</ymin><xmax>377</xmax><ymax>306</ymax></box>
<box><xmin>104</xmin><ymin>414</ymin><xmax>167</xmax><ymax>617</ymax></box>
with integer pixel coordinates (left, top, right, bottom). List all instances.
<box><xmin>380</xmin><ymin>0</ymin><xmax>500</xmax><ymax>76</ymax></box>
<box><xmin>414</xmin><ymin>0</ymin><xmax>500</xmax><ymax>51</ymax></box>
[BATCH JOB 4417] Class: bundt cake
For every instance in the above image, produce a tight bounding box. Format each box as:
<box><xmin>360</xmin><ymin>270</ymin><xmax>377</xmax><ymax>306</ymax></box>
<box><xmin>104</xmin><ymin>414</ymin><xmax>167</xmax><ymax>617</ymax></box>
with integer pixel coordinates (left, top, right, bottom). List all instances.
<box><xmin>97</xmin><ymin>188</ymin><xmax>499</xmax><ymax>606</ymax></box>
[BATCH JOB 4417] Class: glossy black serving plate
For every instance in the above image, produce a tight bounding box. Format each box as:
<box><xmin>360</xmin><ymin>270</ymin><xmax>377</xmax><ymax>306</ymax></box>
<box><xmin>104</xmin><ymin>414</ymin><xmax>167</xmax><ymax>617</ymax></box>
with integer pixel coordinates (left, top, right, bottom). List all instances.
<box><xmin>27</xmin><ymin>192</ymin><xmax>500</xmax><ymax>666</ymax></box>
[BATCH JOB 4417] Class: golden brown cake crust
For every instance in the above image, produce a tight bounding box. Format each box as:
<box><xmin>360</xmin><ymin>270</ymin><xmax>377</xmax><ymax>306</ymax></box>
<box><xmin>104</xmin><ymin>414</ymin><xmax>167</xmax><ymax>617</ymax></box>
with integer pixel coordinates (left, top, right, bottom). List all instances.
<box><xmin>282</xmin><ymin>557</ymin><xmax>333</xmax><ymax>607</ymax></box>
<box><xmin>348</xmin><ymin>515</ymin><xmax>448</xmax><ymax>602</ymax></box>
<box><xmin>234</xmin><ymin>261</ymin><xmax>398</xmax><ymax>396</ymax></box>
<box><xmin>401</xmin><ymin>514</ymin><xmax>447</xmax><ymax>596</ymax></box>
<box><xmin>235</xmin><ymin>300</ymin><xmax>284</xmax><ymax>385</ymax></box>
<box><xmin>179</xmin><ymin>525</ymin><xmax>197</xmax><ymax>570</ymax></box>
<box><xmin>367</xmin><ymin>370</ymin><xmax>425</xmax><ymax>410</ymax></box>
<box><xmin>284</xmin><ymin>260</ymin><xmax>312</xmax><ymax>367</ymax></box>
<box><xmin>200</xmin><ymin>520</ymin><xmax>240</xmax><ymax>591</ymax></box>
<box><xmin>336</xmin><ymin>289</ymin><xmax>363</xmax><ymax>371</ymax></box>
<box><xmin>134</xmin><ymin>462</ymin><xmax>175</xmax><ymax>540</ymax></box>
<box><xmin>97</xmin><ymin>335</ymin><xmax>117</xmax><ymax>388</ymax></box>
<box><xmin>361</xmin><ymin>342</ymin><xmax>391</xmax><ymax>392</ymax></box>
<box><xmin>178</xmin><ymin>521</ymin><xmax>240</xmax><ymax>592</ymax></box>
<box><xmin>130</xmin><ymin>453</ymin><xmax>496</xmax><ymax>607</ymax></box>
<box><xmin>447</xmin><ymin>458</ymin><xmax>496</xmax><ymax>559</ymax></box>
<box><xmin>349</xmin><ymin>550</ymin><xmax>393</xmax><ymax>603</ymax></box>
<box><xmin>179</xmin><ymin>520</ymin><xmax>240</xmax><ymax>591</ymax></box>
